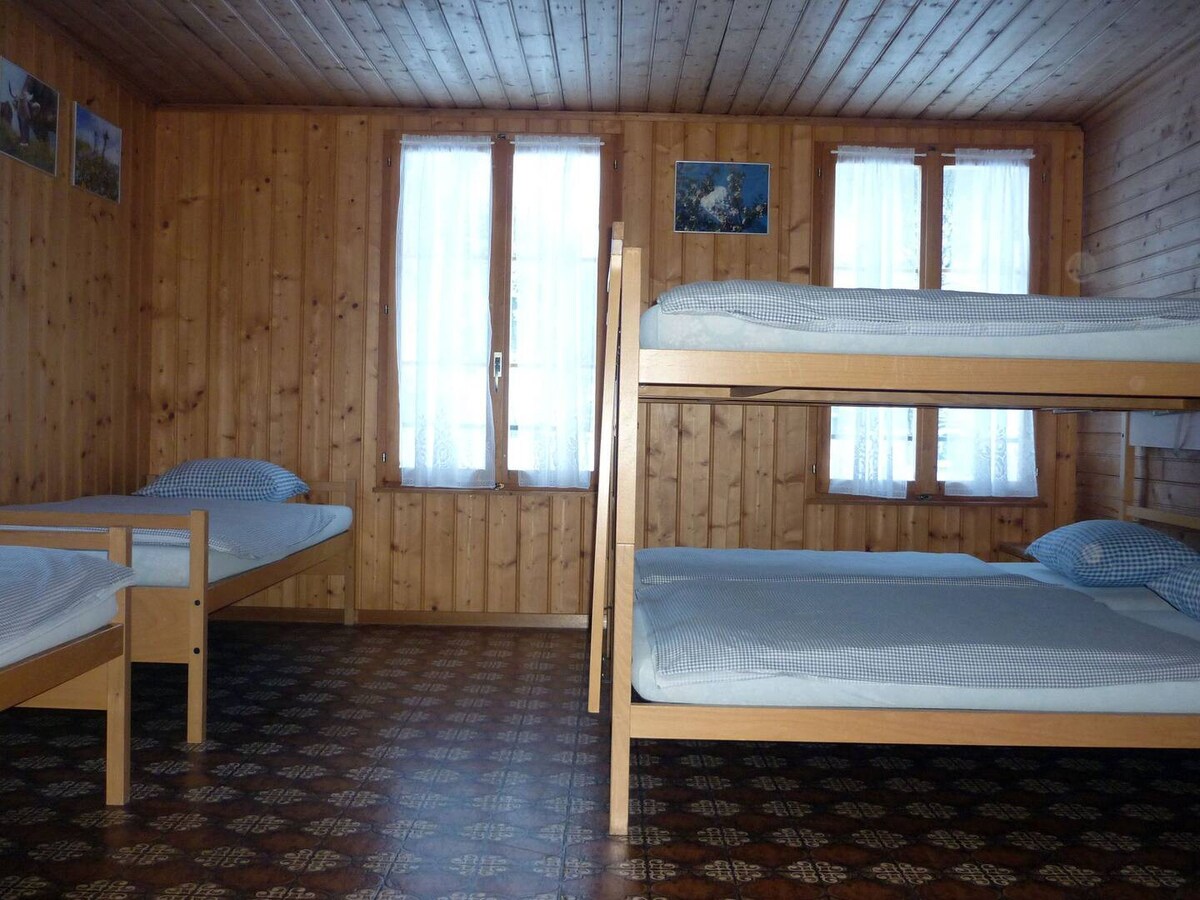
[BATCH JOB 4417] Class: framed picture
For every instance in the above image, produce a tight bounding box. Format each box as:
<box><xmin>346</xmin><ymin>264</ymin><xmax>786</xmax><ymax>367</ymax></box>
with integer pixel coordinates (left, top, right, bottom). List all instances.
<box><xmin>72</xmin><ymin>103</ymin><xmax>121</xmax><ymax>202</ymax></box>
<box><xmin>674</xmin><ymin>161</ymin><xmax>770</xmax><ymax>234</ymax></box>
<box><xmin>0</xmin><ymin>56</ymin><xmax>59</xmax><ymax>174</ymax></box>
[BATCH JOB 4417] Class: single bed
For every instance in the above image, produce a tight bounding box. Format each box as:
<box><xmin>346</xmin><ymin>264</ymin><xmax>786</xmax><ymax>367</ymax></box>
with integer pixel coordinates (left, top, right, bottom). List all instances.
<box><xmin>593</xmin><ymin>229</ymin><xmax>1200</xmax><ymax>834</ymax></box>
<box><xmin>0</xmin><ymin>479</ymin><xmax>356</xmax><ymax>744</ymax></box>
<box><xmin>0</xmin><ymin>522</ymin><xmax>135</xmax><ymax>805</ymax></box>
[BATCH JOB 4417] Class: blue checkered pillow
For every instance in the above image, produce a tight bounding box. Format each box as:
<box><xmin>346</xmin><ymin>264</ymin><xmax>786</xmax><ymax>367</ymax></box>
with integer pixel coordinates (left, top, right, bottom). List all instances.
<box><xmin>134</xmin><ymin>458</ymin><xmax>309</xmax><ymax>502</ymax></box>
<box><xmin>1149</xmin><ymin>563</ymin><xmax>1200</xmax><ymax>621</ymax></box>
<box><xmin>1028</xmin><ymin>520</ymin><xmax>1200</xmax><ymax>586</ymax></box>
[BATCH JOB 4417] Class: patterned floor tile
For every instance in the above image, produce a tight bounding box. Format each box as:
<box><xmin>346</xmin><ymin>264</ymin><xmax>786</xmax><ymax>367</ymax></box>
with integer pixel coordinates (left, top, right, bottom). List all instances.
<box><xmin>2</xmin><ymin>622</ymin><xmax>1199</xmax><ymax>899</ymax></box>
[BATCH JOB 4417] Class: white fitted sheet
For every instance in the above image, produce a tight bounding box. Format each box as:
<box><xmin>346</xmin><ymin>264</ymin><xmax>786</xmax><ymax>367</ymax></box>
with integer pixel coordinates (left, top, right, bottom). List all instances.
<box><xmin>641</xmin><ymin>305</ymin><xmax>1200</xmax><ymax>362</ymax></box>
<box><xmin>632</xmin><ymin>558</ymin><xmax>1200</xmax><ymax>713</ymax></box>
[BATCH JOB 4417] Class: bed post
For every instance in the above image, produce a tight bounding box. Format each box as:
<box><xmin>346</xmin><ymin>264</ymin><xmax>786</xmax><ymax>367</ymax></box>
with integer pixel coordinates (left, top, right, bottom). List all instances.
<box><xmin>609</xmin><ymin>245</ymin><xmax>643</xmax><ymax>835</ymax></box>
<box><xmin>105</xmin><ymin>526</ymin><xmax>132</xmax><ymax>805</ymax></box>
<box><xmin>588</xmin><ymin>223</ymin><xmax>624</xmax><ymax>714</ymax></box>
<box><xmin>186</xmin><ymin>509</ymin><xmax>210</xmax><ymax>744</ymax></box>
<box><xmin>342</xmin><ymin>479</ymin><xmax>358</xmax><ymax>625</ymax></box>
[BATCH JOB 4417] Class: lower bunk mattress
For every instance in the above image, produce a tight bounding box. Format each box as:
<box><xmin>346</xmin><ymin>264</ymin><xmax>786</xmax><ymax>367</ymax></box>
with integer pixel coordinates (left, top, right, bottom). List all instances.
<box><xmin>0</xmin><ymin>546</ymin><xmax>135</xmax><ymax>669</ymax></box>
<box><xmin>632</xmin><ymin>549</ymin><xmax>1200</xmax><ymax>714</ymax></box>
<box><xmin>2</xmin><ymin>496</ymin><xmax>353</xmax><ymax>587</ymax></box>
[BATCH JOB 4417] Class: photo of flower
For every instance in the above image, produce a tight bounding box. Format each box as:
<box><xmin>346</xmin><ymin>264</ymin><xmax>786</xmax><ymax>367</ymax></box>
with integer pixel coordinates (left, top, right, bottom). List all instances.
<box><xmin>674</xmin><ymin>161</ymin><xmax>770</xmax><ymax>234</ymax></box>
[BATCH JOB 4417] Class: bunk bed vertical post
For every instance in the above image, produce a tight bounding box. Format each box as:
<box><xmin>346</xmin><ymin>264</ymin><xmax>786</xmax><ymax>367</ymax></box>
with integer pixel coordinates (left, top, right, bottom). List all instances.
<box><xmin>609</xmin><ymin>246</ymin><xmax>643</xmax><ymax>835</ymax></box>
<box><xmin>105</xmin><ymin>525</ymin><xmax>132</xmax><ymax>804</ymax></box>
<box><xmin>1119</xmin><ymin>411</ymin><xmax>1137</xmax><ymax>519</ymax></box>
<box><xmin>186</xmin><ymin>509</ymin><xmax>210</xmax><ymax>744</ymax></box>
<box><xmin>588</xmin><ymin>223</ymin><xmax>624</xmax><ymax>714</ymax></box>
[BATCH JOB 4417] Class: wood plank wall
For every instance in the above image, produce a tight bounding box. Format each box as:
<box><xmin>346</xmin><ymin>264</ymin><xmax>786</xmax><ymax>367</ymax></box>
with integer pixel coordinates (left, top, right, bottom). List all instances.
<box><xmin>150</xmin><ymin>110</ymin><xmax>1083</xmax><ymax>618</ymax></box>
<box><xmin>1076</xmin><ymin>42</ymin><xmax>1200</xmax><ymax>543</ymax></box>
<box><xmin>0</xmin><ymin>1</ymin><xmax>152</xmax><ymax>504</ymax></box>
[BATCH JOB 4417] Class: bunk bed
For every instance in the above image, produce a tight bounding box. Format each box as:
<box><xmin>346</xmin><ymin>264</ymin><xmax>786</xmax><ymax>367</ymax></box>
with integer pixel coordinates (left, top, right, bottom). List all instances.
<box><xmin>0</xmin><ymin>521</ymin><xmax>134</xmax><ymax>805</ymax></box>
<box><xmin>0</xmin><ymin>479</ymin><xmax>356</xmax><ymax>744</ymax></box>
<box><xmin>593</xmin><ymin>229</ymin><xmax>1200</xmax><ymax>835</ymax></box>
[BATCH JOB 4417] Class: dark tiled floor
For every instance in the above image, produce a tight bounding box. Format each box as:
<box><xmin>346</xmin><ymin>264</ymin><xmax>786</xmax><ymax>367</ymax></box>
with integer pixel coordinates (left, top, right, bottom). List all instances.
<box><xmin>1</xmin><ymin>622</ymin><xmax>1198</xmax><ymax>899</ymax></box>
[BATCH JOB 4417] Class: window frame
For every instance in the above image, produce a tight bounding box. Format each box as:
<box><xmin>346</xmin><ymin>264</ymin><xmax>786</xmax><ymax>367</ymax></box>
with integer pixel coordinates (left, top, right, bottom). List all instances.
<box><xmin>376</xmin><ymin>129</ymin><xmax>620</xmax><ymax>492</ymax></box>
<box><xmin>810</xmin><ymin>140</ymin><xmax>1053</xmax><ymax>506</ymax></box>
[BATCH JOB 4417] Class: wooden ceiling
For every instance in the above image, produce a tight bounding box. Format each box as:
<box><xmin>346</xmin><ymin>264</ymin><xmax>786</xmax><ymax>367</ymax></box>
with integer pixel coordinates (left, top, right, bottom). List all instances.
<box><xmin>23</xmin><ymin>0</ymin><xmax>1200</xmax><ymax>120</ymax></box>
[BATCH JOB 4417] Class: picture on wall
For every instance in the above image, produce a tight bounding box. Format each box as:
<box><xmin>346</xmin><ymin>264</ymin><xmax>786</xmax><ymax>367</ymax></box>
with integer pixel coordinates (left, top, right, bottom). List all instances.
<box><xmin>674</xmin><ymin>160</ymin><xmax>770</xmax><ymax>234</ymax></box>
<box><xmin>72</xmin><ymin>103</ymin><xmax>121</xmax><ymax>202</ymax></box>
<box><xmin>0</xmin><ymin>56</ymin><xmax>58</xmax><ymax>174</ymax></box>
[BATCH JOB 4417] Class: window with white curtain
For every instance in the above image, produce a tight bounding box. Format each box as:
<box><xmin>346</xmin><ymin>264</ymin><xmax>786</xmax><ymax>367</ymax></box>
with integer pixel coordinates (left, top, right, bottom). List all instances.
<box><xmin>386</xmin><ymin>133</ymin><xmax>606</xmax><ymax>490</ymax></box>
<box><xmin>825</xmin><ymin>145</ymin><xmax>1039</xmax><ymax>501</ymax></box>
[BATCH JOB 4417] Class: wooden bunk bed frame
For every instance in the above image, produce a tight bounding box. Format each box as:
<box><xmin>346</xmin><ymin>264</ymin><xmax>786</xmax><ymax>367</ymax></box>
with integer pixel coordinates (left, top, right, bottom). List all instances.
<box><xmin>0</xmin><ymin>523</ymin><xmax>133</xmax><ymax>805</ymax></box>
<box><xmin>0</xmin><ymin>480</ymin><xmax>356</xmax><ymax>744</ymax></box>
<box><xmin>594</xmin><ymin>229</ymin><xmax>1200</xmax><ymax>835</ymax></box>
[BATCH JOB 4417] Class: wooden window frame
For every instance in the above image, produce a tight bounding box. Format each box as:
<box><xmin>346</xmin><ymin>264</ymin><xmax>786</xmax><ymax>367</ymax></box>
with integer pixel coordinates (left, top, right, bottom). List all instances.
<box><xmin>376</xmin><ymin>130</ymin><xmax>620</xmax><ymax>492</ymax></box>
<box><xmin>810</xmin><ymin>140</ymin><xmax>1053</xmax><ymax>507</ymax></box>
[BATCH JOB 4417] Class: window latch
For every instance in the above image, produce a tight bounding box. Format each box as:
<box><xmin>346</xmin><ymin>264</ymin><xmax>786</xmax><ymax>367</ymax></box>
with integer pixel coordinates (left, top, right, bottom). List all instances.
<box><xmin>493</xmin><ymin>352</ymin><xmax>503</xmax><ymax>391</ymax></box>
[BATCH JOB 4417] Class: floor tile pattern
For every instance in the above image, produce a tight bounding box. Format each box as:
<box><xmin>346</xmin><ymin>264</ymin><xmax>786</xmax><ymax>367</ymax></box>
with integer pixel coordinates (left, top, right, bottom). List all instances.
<box><xmin>1</xmin><ymin>622</ymin><xmax>1198</xmax><ymax>898</ymax></box>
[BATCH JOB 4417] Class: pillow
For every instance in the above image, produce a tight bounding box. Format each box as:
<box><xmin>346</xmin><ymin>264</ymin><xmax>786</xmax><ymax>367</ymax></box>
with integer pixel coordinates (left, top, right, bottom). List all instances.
<box><xmin>134</xmin><ymin>458</ymin><xmax>309</xmax><ymax>502</ymax></box>
<box><xmin>1148</xmin><ymin>563</ymin><xmax>1200</xmax><ymax>620</ymax></box>
<box><xmin>1026</xmin><ymin>519</ymin><xmax>1199</xmax><ymax>586</ymax></box>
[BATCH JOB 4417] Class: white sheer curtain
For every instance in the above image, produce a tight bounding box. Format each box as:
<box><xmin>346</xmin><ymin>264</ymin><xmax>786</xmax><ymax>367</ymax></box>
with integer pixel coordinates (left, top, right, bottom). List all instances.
<box><xmin>829</xmin><ymin>407</ymin><xmax>916</xmax><ymax>499</ymax></box>
<box><xmin>942</xmin><ymin>149</ymin><xmax>1032</xmax><ymax>293</ymax></box>
<box><xmin>507</xmin><ymin>136</ymin><xmax>601</xmax><ymax>488</ymax></box>
<box><xmin>830</xmin><ymin>146</ymin><xmax>920</xmax><ymax>498</ymax></box>
<box><xmin>396</xmin><ymin>134</ymin><xmax>495</xmax><ymax>488</ymax></box>
<box><xmin>938</xmin><ymin>149</ymin><xmax>1037</xmax><ymax>497</ymax></box>
<box><xmin>939</xmin><ymin>408</ymin><xmax>1037</xmax><ymax>497</ymax></box>
<box><xmin>833</xmin><ymin>146</ymin><xmax>921</xmax><ymax>288</ymax></box>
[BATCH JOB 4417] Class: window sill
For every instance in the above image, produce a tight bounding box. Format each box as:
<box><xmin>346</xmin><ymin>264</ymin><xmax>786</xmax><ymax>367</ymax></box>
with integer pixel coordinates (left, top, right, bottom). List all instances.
<box><xmin>808</xmin><ymin>494</ymin><xmax>1047</xmax><ymax>508</ymax></box>
<box><xmin>374</xmin><ymin>483</ymin><xmax>597</xmax><ymax>496</ymax></box>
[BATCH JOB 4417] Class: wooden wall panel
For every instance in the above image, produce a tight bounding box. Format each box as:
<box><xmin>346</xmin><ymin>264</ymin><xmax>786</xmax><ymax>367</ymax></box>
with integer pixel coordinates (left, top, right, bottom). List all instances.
<box><xmin>150</xmin><ymin>108</ymin><xmax>1081</xmax><ymax>617</ymax></box>
<box><xmin>0</xmin><ymin>1</ymin><xmax>151</xmax><ymax>505</ymax></box>
<box><xmin>1076</xmin><ymin>42</ymin><xmax>1200</xmax><ymax>539</ymax></box>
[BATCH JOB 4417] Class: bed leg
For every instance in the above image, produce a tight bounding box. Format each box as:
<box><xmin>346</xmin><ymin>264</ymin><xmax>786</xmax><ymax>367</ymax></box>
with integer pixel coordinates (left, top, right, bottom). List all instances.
<box><xmin>342</xmin><ymin>545</ymin><xmax>357</xmax><ymax>626</ymax></box>
<box><xmin>186</xmin><ymin>597</ymin><xmax>207</xmax><ymax>744</ymax></box>
<box><xmin>609</xmin><ymin>543</ymin><xmax>635</xmax><ymax>835</ymax></box>
<box><xmin>104</xmin><ymin>641</ymin><xmax>131</xmax><ymax>804</ymax></box>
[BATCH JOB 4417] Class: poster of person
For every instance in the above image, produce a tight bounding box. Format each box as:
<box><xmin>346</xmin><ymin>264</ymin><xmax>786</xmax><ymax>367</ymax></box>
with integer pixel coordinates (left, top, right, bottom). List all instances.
<box><xmin>72</xmin><ymin>103</ymin><xmax>121</xmax><ymax>202</ymax></box>
<box><xmin>0</xmin><ymin>56</ymin><xmax>59</xmax><ymax>174</ymax></box>
<box><xmin>674</xmin><ymin>161</ymin><xmax>770</xmax><ymax>234</ymax></box>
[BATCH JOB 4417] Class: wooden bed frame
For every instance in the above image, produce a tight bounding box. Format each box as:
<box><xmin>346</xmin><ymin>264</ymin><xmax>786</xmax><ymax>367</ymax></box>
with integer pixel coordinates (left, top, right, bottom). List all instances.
<box><xmin>0</xmin><ymin>480</ymin><xmax>356</xmax><ymax>744</ymax></box>
<box><xmin>594</xmin><ymin>229</ymin><xmax>1200</xmax><ymax>834</ymax></box>
<box><xmin>0</xmin><ymin>522</ymin><xmax>133</xmax><ymax>805</ymax></box>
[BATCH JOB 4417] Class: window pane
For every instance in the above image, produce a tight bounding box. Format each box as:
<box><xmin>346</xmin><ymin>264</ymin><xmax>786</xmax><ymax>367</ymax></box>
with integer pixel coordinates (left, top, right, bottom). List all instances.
<box><xmin>396</xmin><ymin>135</ymin><xmax>496</xmax><ymax>488</ymax></box>
<box><xmin>507</xmin><ymin>137</ymin><xmax>602</xmax><ymax>488</ymax></box>
<box><xmin>938</xmin><ymin>408</ymin><xmax>1037</xmax><ymax>497</ymax></box>
<box><xmin>829</xmin><ymin>406</ymin><xmax>916</xmax><ymax>499</ymax></box>
<box><xmin>833</xmin><ymin>147</ymin><xmax>920</xmax><ymax>289</ymax></box>
<box><xmin>941</xmin><ymin>150</ymin><xmax>1031</xmax><ymax>293</ymax></box>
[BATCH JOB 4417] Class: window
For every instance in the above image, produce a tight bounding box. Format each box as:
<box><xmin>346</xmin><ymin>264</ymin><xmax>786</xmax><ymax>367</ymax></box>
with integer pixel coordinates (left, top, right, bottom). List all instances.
<box><xmin>816</xmin><ymin>144</ymin><xmax>1043</xmax><ymax>501</ymax></box>
<box><xmin>381</xmin><ymin>133</ymin><xmax>614</xmax><ymax>490</ymax></box>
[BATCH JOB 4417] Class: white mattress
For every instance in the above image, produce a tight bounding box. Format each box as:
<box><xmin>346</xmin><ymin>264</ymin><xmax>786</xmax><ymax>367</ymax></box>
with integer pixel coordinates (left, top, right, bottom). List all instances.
<box><xmin>632</xmin><ymin>558</ymin><xmax>1200</xmax><ymax>713</ymax></box>
<box><xmin>27</xmin><ymin>505</ymin><xmax>353</xmax><ymax>588</ymax></box>
<box><xmin>641</xmin><ymin>305</ymin><xmax>1200</xmax><ymax>362</ymax></box>
<box><xmin>130</xmin><ymin>504</ymin><xmax>352</xmax><ymax>587</ymax></box>
<box><xmin>0</xmin><ymin>548</ymin><xmax>132</xmax><ymax>670</ymax></box>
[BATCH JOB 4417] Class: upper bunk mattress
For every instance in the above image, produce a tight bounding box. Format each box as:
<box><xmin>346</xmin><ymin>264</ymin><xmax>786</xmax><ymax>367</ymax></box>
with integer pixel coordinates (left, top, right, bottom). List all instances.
<box><xmin>632</xmin><ymin>549</ymin><xmax>1200</xmax><ymax>713</ymax></box>
<box><xmin>1</xmin><ymin>497</ymin><xmax>352</xmax><ymax>588</ymax></box>
<box><xmin>641</xmin><ymin>281</ymin><xmax>1200</xmax><ymax>361</ymax></box>
<box><xmin>0</xmin><ymin>547</ymin><xmax>134</xmax><ymax>669</ymax></box>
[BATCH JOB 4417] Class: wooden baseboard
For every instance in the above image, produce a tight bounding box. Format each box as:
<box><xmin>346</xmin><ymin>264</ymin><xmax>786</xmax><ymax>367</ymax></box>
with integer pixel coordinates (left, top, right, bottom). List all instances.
<box><xmin>212</xmin><ymin>607</ymin><xmax>345</xmax><ymax>624</ymax></box>
<box><xmin>356</xmin><ymin>610</ymin><xmax>588</xmax><ymax>630</ymax></box>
